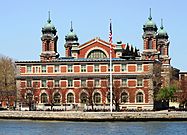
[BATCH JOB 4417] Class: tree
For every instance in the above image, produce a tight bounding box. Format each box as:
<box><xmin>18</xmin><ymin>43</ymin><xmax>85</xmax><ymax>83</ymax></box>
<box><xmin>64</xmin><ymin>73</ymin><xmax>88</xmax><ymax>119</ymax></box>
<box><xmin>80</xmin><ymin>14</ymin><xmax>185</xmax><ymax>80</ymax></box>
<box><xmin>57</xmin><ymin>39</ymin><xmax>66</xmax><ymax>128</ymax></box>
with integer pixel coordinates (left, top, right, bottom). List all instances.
<box><xmin>47</xmin><ymin>81</ymin><xmax>55</xmax><ymax>110</ymax></box>
<box><xmin>112</xmin><ymin>81</ymin><xmax>121</xmax><ymax>111</ymax></box>
<box><xmin>106</xmin><ymin>80</ymin><xmax>123</xmax><ymax>112</ymax></box>
<box><xmin>0</xmin><ymin>56</ymin><xmax>16</xmax><ymax>108</ymax></box>
<box><xmin>156</xmin><ymin>86</ymin><xmax>177</xmax><ymax>101</ymax></box>
<box><xmin>177</xmin><ymin>75</ymin><xmax>187</xmax><ymax>107</ymax></box>
<box><xmin>178</xmin><ymin>89</ymin><xmax>187</xmax><ymax>107</ymax></box>
<box><xmin>156</xmin><ymin>81</ymin><xmax>179</xmax><ymax>109</ymax></box>
<box><xmin>86</xmin><ymin>81</ymin><xmax>94</xmax><ymax>110</ymax></box>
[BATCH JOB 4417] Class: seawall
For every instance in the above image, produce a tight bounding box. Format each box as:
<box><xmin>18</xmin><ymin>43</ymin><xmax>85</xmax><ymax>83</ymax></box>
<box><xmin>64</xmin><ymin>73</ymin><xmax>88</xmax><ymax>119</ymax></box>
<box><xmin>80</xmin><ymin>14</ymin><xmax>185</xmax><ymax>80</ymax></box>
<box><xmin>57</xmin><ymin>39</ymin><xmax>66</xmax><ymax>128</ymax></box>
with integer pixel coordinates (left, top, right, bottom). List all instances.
<box><xmin>0</xmin><ymin>111</ymin><xmax>187</xmax><ymax>121</ymax></box>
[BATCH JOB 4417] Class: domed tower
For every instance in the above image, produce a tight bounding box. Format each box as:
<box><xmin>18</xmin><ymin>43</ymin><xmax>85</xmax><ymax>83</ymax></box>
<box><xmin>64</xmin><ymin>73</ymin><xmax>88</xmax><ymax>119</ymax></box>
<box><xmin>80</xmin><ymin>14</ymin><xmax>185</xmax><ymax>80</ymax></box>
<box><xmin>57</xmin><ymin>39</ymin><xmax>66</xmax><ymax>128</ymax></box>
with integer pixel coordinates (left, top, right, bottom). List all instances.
<box><xmin>64</xmin><ymin>22</ymin><xmax>79</xmax><ymax>58</ymax></box>
<box><xmin>40</xmin><ymin>11</ymin><xmax>59</xmax><ymax>61</ymax></box>
<box><xmin>157</xmin><ymin>19</ymin><xmax>171</xmax><ymax>87</ymax></box>
<box><xmin>157</xmin><ymin>19</ymin><xmax>170</xmax><ymax>64</ymax></box>
<box><xmin>142</xmin><ymin>8</ymin><xmax>159</xmax><ymax>60</ymax></box>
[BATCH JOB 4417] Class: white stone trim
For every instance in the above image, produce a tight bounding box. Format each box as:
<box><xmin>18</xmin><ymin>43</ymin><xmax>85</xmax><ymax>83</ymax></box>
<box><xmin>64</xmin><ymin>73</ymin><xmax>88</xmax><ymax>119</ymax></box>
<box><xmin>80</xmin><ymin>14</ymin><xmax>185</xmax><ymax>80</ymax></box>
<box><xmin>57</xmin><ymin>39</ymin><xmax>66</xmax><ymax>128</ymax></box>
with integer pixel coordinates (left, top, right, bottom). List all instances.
<box><xmin>79</xmin><ymin>38</ymin><xmax>111</xmax><ymax>50</ymax></box>
<box><xmin>65</xmin><ymin>89</ymin><xmax>75</xmax><ymax>103</ymax></box>
<box><xmin>135</xmin><ymin>89</ymin><xmax>145</xmax><ymax>104</ymax></box>
<box><xmin>92</xmin><ymin>90</ymin><xmax>102</xmax><ymax>104</ymax></box>
<box><xmin>120</xmin><ymin>104</ymin><xmax>153</xmax><ymax>110</ymax></box>
<box><xmin>136</xmin><ymin>79</ymin><xmax>144</xmax><ymax>87</ymax></box>
<box><xmin>52</xmin><ymin>90</ymin><xmax>62</xmax><ymax>104</ymax></box>
<box><xmin>121</xmin><ymin>64</ymin><xmax>128</xmax><ymax>72</ymax></box>
<box><xmin>39</xmin><ymin>90</ymin><xmax>49</xmax><ymax>104</ymax></box>
<box><xmin>79</xmin><ymin>89</ymin><xmax>89</xmax><ymax>103</ymax></box>
<box><xmin>120</xmin><ymin>90</ymin><xmax>129</xmax><ymax>103</ymax></box>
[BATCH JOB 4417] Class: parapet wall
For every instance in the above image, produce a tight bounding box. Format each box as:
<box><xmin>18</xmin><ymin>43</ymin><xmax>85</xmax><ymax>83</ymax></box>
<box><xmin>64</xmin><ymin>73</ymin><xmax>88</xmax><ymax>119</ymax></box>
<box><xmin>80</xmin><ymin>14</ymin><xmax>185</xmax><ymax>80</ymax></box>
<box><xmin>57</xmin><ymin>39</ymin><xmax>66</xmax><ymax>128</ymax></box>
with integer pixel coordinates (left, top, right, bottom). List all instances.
<box><xmin>0</xmin><ymin>111</ymin><xmax>187</xmax><ymax>121</ymax></box>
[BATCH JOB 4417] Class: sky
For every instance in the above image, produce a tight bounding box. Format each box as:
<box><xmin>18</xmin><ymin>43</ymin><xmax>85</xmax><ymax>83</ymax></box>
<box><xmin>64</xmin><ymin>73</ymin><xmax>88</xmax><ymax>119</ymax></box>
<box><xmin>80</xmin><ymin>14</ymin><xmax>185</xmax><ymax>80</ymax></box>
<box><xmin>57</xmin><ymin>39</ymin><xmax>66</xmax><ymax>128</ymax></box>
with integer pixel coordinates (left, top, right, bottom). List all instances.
<box><xmin>0</xmin><ymin>0</ymin><xmax>187</xmax><ymax>71</ymax></box>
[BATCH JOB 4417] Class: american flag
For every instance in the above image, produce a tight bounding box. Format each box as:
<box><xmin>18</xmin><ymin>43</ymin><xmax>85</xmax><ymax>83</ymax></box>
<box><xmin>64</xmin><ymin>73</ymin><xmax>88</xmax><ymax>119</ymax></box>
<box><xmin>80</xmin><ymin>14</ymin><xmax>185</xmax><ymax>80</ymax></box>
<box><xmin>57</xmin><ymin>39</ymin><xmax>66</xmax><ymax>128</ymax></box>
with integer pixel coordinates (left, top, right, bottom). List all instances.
<box><xmin>109</xmin><ymin>19</ymin><xmax>112</xmax><ymax>44</ymax></box>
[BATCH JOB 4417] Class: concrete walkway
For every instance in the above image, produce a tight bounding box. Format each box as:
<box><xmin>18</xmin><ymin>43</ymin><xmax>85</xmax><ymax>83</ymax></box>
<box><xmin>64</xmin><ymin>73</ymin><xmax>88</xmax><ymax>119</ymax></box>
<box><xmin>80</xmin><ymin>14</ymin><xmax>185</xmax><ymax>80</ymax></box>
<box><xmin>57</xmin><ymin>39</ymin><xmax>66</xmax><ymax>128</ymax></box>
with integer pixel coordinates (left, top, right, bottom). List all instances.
<box><xmin>0</xmin><ymin>111</ymin><xmax>187</xmax><ymax>121</ymax></box>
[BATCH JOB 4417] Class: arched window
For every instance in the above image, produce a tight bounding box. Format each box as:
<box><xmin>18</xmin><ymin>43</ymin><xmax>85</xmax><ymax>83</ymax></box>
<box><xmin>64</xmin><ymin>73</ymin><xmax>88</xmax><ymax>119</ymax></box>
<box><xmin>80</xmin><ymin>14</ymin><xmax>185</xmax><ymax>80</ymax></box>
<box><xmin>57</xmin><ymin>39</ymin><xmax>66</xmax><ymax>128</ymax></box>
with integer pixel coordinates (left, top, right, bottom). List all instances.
<box><xmin>53</xmin><ymin>92</ymin><xmax>61</xmax><ymax>104</ymax></box>
<box><xmin>94</xmin><ymin>92</ymin><xmax>101</xmax><ymax>104</ymax></box>
<box><xmin>148</xmin><ymin>39</ymin><xmax>152</xmax><ymax>49</ymax></box>
<box><xmin>26</xmin><ymin>93</ymin><xmax>33</xmax><ymax>103</ymax></box>
<box><xmin>136</xmin><ymin>92</ymin><xmax>144</xmax><ymax>103</ymax></box>
<box><xmin>87</xmin><ymin>50</ymin><xmax>107</xmax><ymax>59</ymax></box>
<box><xmin>67</xmin><ymin>93</ymin><xmax>74</xmax><ymax>103</ymax></box>
<box><xmin>46</xmin><ymin>40</ymin><xmax>50</xmax><ymax>51</ymax></box>
<box><xmin>80</xmin><ymin>92</ymin><xmax>88</xmax><ymax>103</ymax></box>
<box><xmin>121</xmin><ymin>92</ymin><xmax>128</xmax><ymax>103</ymax></box>
<box><xmin>41</xmin><ymin>93</ymin><xmax>48</xmax><ymax>103</ymax></box>
<box><xmin>160</xmin><ymin>46</ymin><xmax>165</xmax><ymax>55</ymax></box>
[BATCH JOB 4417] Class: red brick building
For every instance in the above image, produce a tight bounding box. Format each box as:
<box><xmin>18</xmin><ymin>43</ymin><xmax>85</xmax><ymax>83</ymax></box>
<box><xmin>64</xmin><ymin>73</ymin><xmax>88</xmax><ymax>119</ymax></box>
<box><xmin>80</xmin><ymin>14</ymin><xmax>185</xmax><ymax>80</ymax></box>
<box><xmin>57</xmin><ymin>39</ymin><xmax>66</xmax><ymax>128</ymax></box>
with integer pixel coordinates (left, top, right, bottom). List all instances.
<box><xmin>177</xmin><ymin>72</ymin><xmax>187</xmax><ymax>108</ymax></box>
<box><xmin>16</xmin><ymin>11</ymin><xmax>172</xmax><ymax>111</ymax></box>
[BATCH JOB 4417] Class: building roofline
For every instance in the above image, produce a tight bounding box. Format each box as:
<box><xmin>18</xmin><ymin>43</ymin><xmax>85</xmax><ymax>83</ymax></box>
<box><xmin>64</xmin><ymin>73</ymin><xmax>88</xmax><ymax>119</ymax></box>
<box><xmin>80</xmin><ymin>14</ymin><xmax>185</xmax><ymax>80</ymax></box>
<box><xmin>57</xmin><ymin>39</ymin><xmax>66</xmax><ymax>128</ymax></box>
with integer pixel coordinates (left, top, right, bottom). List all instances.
<box><xmin>15</xmin><ymin>58</ymin><xmax>158</xmax><ymax>65</ymax></box>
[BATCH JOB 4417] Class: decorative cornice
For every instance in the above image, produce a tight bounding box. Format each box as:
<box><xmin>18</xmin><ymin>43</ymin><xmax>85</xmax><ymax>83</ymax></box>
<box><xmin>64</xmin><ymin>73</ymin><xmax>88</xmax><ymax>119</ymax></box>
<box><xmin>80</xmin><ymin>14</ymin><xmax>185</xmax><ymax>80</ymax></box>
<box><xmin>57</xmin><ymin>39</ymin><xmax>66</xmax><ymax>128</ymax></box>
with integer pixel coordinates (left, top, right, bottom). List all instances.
<box><xmin>15</xmin><ymin>58</ymin><xmax>156</xmax><ymax>64</ymax></box>
<box><xmin>16</xmin><ymin>74</ymin><xmax>152</xmax><ymax>80</ymax></box>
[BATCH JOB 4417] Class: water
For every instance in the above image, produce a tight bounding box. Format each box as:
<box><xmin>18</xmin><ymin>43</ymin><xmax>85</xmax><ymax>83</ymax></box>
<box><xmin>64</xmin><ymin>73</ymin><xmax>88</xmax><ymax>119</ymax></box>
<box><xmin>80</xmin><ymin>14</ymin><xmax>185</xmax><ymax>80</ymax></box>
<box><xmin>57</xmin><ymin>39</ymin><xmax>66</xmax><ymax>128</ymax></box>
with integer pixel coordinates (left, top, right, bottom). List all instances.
<box><xmin>0</xmin><ymin>120</ymin><xmax>187</xmax><ymax>135</ymax></box>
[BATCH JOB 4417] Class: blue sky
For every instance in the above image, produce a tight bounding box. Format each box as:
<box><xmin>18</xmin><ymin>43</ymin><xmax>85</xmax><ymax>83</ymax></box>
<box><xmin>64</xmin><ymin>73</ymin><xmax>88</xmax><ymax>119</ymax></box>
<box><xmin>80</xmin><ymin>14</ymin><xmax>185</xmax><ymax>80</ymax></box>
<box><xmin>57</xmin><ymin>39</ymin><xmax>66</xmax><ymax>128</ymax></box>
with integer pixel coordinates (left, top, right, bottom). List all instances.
<box><xmin>0</xmin><ymin>0</ymin><xmax>186</xmax><ymax>71</ymax></box>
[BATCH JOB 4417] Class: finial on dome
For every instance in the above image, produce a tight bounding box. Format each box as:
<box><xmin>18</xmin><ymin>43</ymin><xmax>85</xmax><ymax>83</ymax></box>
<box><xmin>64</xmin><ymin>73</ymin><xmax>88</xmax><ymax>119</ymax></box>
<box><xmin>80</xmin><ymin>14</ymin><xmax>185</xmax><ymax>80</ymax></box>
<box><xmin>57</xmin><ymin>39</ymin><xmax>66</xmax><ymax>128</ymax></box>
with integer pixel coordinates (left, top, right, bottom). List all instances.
<box><xmin>47</xmin><ymin>11</ymin><xmax>51</xmax><ymax>23</ymax></box>
<box><xmin>148</xmin><ymin>8</ymin><xmax>152</xmax><ymax>20</ymax></box>
<box><xmin>70</xmin><ymin>21</ymin><xmax>73</xmax><ymax>32</ymax></box>
<box><xmin>160</xmin><ymin>18</ymin><xmax>164</xmax><ymax>29</ymax></box>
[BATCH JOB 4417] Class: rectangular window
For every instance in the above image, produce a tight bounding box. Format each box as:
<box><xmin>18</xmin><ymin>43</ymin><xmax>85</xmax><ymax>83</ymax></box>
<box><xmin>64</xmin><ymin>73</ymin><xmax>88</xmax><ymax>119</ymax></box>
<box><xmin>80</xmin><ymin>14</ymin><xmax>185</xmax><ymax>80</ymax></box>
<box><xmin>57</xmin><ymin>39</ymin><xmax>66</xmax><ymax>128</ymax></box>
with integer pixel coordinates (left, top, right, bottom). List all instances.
<box><xmin>54</xmin><ymin>65</ymin><xmax>59</xmax><ymax>72</ymax></box>
<box><xmin>122</xmin><ymin>79</ymin><xmax>127</xmax><ymax>87</ymax></box>
<box><xmin>95</xmin><ymin>79</ymin><xmax>100</xmax><ymax>87</ymax></box>
<box><xmin>68</xmin><ymin>80</ymin><xmax>73</xmax><ymax>87</ymax></box>
<box><xmin>27</xmin><ymin>80</ymin><xmax>32</xmax><ymax>87</ymax></box>
<box><xmin>68</xmin><ymin>65</ymin><xmax>73</xmax><ymax>72</ymax></box>
<box><xmin>121</xmin><ymin>64</ymin><xmax>127</xmax><ymax>72</ymax></box>
<box><xmin>81</xmin><ymin>65</ymin><xmax>86</xmax><ymax>72</ymax></box>
<box><xmin>137</xmin><ymin>64</ymin><xmax>142</xmax><ymax>71</ymax></box>
<box><xmin>33</xmin><ymin>81</ymin><xmax>38</xmax><ymax>88</ymax></box>
<box><xmin>35</xmin><ymin>66</ymin><xmax>39</xmax><ymax>73</ymax></box>
<box><xmin>81</xmin><ymin>80</ymin><xmax>86</xmax><ymax>87</ymax></box>
<box><xmin>108</xmin><ymin>64</ymin><xmax>113</xmax><ymax>72</ymax></box>
<box><xmin>27</xmin><ymin>65</ymin><xmax>32</xmax><ymax>73</ymax></box>
<box><xmin>42</xmin><ymin>80</ymin><xmax>47</xmax><ymax>87</ymax></box>
<box><xmin>54</xmin><ymin>80</ymin><xmax>59</xmax><ymax>87</ymax></box>
<box><xmin>94</xmin><ymin>65</ymin><xmax>99</xmax><ymax>72</ymax></box>
<box><xmin>137</xmin><ymin>79</ymin><xmax>143</xmax><ymax>87</ymax></box>
<box><xmin>42</xmin><ymin>65</ymin><xmax>46</xmax><ymax>73</ymax></box>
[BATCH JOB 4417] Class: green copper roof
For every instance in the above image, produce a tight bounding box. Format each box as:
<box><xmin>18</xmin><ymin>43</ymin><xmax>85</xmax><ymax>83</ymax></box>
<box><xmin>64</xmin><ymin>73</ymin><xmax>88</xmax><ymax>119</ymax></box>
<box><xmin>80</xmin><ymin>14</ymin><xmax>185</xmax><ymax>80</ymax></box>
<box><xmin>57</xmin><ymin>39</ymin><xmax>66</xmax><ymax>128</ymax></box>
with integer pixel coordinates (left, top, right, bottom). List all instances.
<box><xmin>144</xmin><ymin>8</ymin><xmax>157</xmax><ymax>29</ymax></box>
<box><xmin>42</xmin><ymin>11</ymin><xmax>56</xmax><ymax>33</ymax></box>
<box><xmin>157</xmin><ymin>19</ymin><xmax>168</xmax><ymax>37</ymax></box>
<box><xmin>65</xmin><ymin>21</ymin><xmax>78</xmax><ymax>41</ymax></box>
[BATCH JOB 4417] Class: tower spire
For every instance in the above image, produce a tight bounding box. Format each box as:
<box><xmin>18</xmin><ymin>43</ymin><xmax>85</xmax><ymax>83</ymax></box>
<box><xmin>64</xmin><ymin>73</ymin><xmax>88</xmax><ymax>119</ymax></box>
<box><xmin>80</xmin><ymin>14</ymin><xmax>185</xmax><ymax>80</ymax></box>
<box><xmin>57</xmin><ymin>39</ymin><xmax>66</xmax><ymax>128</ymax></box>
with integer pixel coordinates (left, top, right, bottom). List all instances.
<box><xmin>148</xmin><ymin>8</ymin><xmax>152</xmax><ymax>20</ymax></box>
<box><xmin>160</xmin><ymin>18</ymin><xmax>164</xmax><ymax>29</ymax></box>
<box><xmin>47</xmin><ymin>11</ymin><xmax>51</xmax><ymax>23</ymax></box>
<box><xmin>70</xmin><ymin>21</ymin><xmax>73</xmax><ymax>32</ymax></box>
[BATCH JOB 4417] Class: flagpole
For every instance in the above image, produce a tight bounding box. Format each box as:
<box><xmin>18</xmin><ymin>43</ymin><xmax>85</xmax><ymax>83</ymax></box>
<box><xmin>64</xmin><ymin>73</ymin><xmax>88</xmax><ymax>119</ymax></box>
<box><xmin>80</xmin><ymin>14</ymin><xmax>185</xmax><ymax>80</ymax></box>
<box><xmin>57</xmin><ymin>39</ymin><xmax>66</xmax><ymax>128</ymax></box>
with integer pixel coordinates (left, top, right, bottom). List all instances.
<box><xmin>109</xmin><ymin>19</ymin><xmax>113</xmax><ymax>112</ymax></box>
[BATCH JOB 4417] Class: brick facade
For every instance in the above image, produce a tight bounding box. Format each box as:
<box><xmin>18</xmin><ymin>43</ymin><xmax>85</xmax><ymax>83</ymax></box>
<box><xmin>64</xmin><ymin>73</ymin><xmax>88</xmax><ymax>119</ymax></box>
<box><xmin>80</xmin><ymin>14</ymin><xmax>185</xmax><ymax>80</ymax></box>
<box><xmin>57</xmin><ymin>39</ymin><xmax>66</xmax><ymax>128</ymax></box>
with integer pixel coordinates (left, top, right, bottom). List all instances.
<box><xmin>15</xmin><ymin>11</ymin><xmax>174</xmax><ymax>111</ymax></box>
